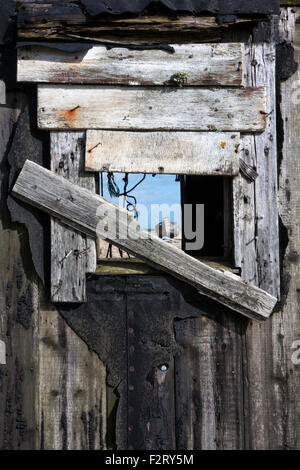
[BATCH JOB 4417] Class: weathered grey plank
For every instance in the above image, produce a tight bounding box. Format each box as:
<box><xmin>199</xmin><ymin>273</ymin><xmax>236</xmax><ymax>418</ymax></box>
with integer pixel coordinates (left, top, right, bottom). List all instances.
<box><xmin>17</xmin><ymin>4</ymin><xmax>278</xmax><ymax>32</ymax></box>
<box><xmin>16</xmin><ymin>7</ymin><xmax>264</xmax><ymax>41</ymax></box>
<box><xmin>243</xmin><ymin>8</ymin><xmax>300</xmax><ymax>450</ymax></box>
<box><xmin>233</xmin><ymin>40</ymin><xmax>280</xmax><ymax>300</ymax></box>
<box><xmin>250</xmin><ymin>44</ymin><xmax>280</xmax><ymax>297</ymax></box>
<box><xmin>12</xmin><ymin>160</ymin><xmax>277</xmax><ymax>322</ymax></box>
<box><xmin>85</xmin><ymin>130</ymin><xmax>240</xmax><ymax>175</ymax></box>
<box><xmin>0</xmin><ymin>100</ymin><xmax>40</xmax><ymax>450</ymax></box>
<box><xmin>143</xmin><ymin>362</ymin><xmax>176</xmax><ymax>450</ymax></box>
<box><xmin>38</xmin><ymin>85</ymin><xmax>267</xmax><ymax>132</ymax></box>
<box><xmin>17</xmin><ymin>43</ymin><xmax>245</xmax><ymax>86</ymax></box>
<box><xmin>38</xmin><ymin>293</ymin><xmax>107</xmax><ymax>450</ymax></box>
<box><xmin>233</xmin><ymin>45</ymin><xmax>258</xmax><ymax>277</ymax></box>
<box><xmin>233</xmin><ymin>34</ymin><xmax>282</xmax><ymax>448</ymax></box>
<box><xmin>175</xmin><ymin>312</ymin><xmax>244</xmax><ymax>450</ymax></box>
<box><xmin>50</xmin><ymin>132</ymin><xmax>97</xmax><ymax>303</ymax></box>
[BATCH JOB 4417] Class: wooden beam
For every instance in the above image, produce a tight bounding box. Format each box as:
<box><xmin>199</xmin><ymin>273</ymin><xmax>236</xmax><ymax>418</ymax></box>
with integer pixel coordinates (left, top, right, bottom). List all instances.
<box><xmin>233</xmin><ymin>42</ymin><xmax>280</xmax><ymax>298</ymax></box>
<box><xmin>12</xmin><ymin>160</ymin><xmax>277</xmax><ymax>322</ymax></box>
<box><xmin>50</xmin><ymin>132</ymin><xmax>97</xmax><ymax>303</ymax></box>
<box><xmin>38</xmin><ymin>85</ymin><xmax>267</xmax><ymax>132</ymax></box>
<box><xmin>85</xmin><ymin>130</ymin><xmax>240</xmax><ymax>175</ymax></box>
<box><xmin>38</xmin><ymin>295</ymin><xmax>107</xmax><ymax>449</ymax></box>
<box><xmin>95</xmin><ymin>258</ymin><xmax>240</xmax><ymax>276</ymax></box>
<box><xmin>17</xmin><ymin>43</ymin><xmax>245</xmax><ymax>86</ymax></box>
<box><xmin>16</xmin><ymin>7</ymin><xmax>264</xmax><ymax>40</ymax></box>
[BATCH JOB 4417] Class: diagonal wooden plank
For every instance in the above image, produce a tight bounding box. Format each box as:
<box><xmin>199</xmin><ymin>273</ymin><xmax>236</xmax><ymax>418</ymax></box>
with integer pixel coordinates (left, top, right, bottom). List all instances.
<box><xmin>85</xmin><ymin>131</ymin><xmax>240</xmax><ymax>175</ymax></box>
<box><xmin>12</xmin><ymin>160</ymin><xmax>277</xmax><ymax>321</ymax></box>
<box><xmin>38</xmin><ymin>85</ymin><xmax>267</xmax><ymax>132</ymax></box>
<box><xmin>17</xmin><ymin>43</ymin><xmax>245</xmax><ymax>86</ymax></box>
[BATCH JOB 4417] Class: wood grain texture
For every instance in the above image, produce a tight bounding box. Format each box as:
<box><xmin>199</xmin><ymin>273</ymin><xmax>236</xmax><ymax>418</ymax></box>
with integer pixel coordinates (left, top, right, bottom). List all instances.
<box><xmin>175</xmin><ymin>313</ymin><xmax>244</xmax><ymax>450</ymax></box>
<box><xmin>250</xmin><ymin>43</ymin><xmax>280</xmax><ymax>298</ymax></box>
<box><xmin>0</xmin><ymin>99</ymin><xmax>40</xmax><ymax>450</ymax></box>
<box><xmin>242</xmin><ymin>8</ymin><xmax>300</xmax><ymax>450</ymax></box>
<box><xmin>12</xmin><ymin>160</ymin><xmax>277</xmax><ymax>322</ymax></box>
<box><xmin>17</xmin><ymin>43</ymin><xmax>245</xmax><ymax>86</ymax></box>
<box><xmin>233</xmin><ymin>41</ymin><xmax>280</xmax><ymax>298</ymax></box>
<box><xmin>38</xmin><ymin>293</ymin><xmax>107</xmax><ymax>450</ymax></box>
<box><xmin>143</xmin><ymin>362</ymin><xmax>176</xmax><ymax>450</ymax></box>
<box><xmin>16</xmin><ymin>8</ymin><xmax>263</xmax><ymax>41</ymax></box>
<box><xmin>233</xmin><ymin>47</ymin><xmax>261</xmax><ymax>278</ymax></box>
<box><xmin>85</xmin><ymin>130</ymin><xmax>240</xmax><ymax>175</ymax></box>
<box><xmin>50</xmin><ymin>132</ymin><xmax>97</xmax><ymax>303</ymax></box>
<box><xmin>38</xmin><ymin>85</ymin><xmax>267</xmax><ymax>132</ymax></box>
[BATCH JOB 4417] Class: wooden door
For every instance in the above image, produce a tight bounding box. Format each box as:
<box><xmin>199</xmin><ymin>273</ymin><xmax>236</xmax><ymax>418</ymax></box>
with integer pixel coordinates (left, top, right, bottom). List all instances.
<box><xmin>58</xmin><ymin>274</ymin><xmax>244</xmax><ymax>450</ymax></box>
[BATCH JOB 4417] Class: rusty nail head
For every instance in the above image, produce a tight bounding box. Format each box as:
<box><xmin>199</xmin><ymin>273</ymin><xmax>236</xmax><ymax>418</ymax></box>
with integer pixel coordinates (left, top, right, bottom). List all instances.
<box><xmin>129</xmin><ymin>385</ymin><xmax>134</xmax><ymax>391</ymax></box>
<box><xmin>128</xmin><ymin>425</ymin><xmax>133</xmax><ymax>432</ymax></box>
<box><xmin>128</xmin><ymin>327</ymin><xmax>134</xmax><ymax>334</ymax></box>
<box><xmin>129</xmin><ymin>366</ymin><xmax>135</xmax><ymax>372</ymax></box>
<box><xmin>128</xmin><ymin>311</ymin><xmax>134</xmax><ymax>317</ymax></box>
<box><xmin>129</xmin><ymin>345</ymin><xmax>135</xmax><ymax>353</ymax></box>
<box><xmin>129</xmin><ymin>407</ymin><xmax>134</xmax><ymax>413</ymax></box>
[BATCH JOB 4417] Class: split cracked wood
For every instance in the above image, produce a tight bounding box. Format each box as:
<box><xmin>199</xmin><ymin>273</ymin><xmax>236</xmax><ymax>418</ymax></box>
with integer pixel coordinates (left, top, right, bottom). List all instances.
<box><xmin>50</xmin><ymin>132</ymin><xmax>97</xmax><ymax>303</ymax></box>
<box><xmin>38</xmin><ymin>85</ymin><xmax>267</xmax><ymax>132</ymax></box>
<box><xmin>233</xmin><ymin>41</ymin><xmax>280</xmax><ymax>298</ymax></box>
<box><xmin>12</xmin><ymin>160</ymin><xmax>277</xmax><ymax>322</ymax></box>
<box><xmin>17</xmin><ymin>43</ymin><xmax>245</xmax><ymax>86</ymax></box>
<box><xmin>85</xmin><ymin>131</ymin><xmax>240</xmax><ymax>175</ymax></box>
<box><xmin>16</xmin><ymin>9</ymin><xmax>267</xmax><ymax>41</ymax></box>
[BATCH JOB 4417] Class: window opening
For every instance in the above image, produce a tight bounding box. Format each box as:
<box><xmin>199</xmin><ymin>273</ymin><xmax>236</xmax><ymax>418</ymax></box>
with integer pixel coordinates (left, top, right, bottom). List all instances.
<box><xmin>98</xmin><ymin>172</ymin><xmax>182</xmax><ymax>259</ymax></box>
<box><xmin>181</xmin><ymin>175</ymin><xmax>232</xmax><ymax>261</ymax></box>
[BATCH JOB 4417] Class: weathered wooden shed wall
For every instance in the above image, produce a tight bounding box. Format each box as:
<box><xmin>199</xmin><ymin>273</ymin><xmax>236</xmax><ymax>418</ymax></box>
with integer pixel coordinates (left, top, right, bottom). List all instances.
<box><xmin>0</xmin><ymin>2</ymin><xmax>107</xmax><ymax>447</ymax></box>
<box><xmin>1</xmin><ymin>1</ymin><xmax>300</xmax><ymax>450</ymax></box>
<box><xmin>0</xmin><ymin>91</ymin><xmax>107</xmax><ymax>449</ymax></box>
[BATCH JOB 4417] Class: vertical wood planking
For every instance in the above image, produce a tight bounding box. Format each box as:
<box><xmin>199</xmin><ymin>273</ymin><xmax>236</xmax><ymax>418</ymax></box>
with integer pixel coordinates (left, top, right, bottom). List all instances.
<box><xmin>250</xmin><ymin>43</ymin><xmax>280</xmax><ymax>297</ymax></box>
<box><xmin>233</xmin><ymin>41</ymin><xmax>280</xmax><ymax>298</ymax></box>
<box><xmin>275</xmin><ymin>8</ymin><xmax>300</xmax><ymax>449</ymax></box>
<box><xmin>50</xmin><ymin>132</ymin><xmax>96</xmax><ymax>302</ymax></box>
<box><xmin>175</xmin><ymin>312</ymin><xmax>245</xmax><ymax>450</ymax></box>
<box><xmin>38</xmin><ymin>294</ymin><xmax>107</xmax><ymax>449</ymax></box>
<box><xmin>124</xmin><ymin>279</ymin><xmax>177</xmax><ymax>450</ymax></box>
<box><xmin>143</xmin><ymin>362</ymin><xmax>176</xmax><ymax>450</ymax></box>
<box><xmin>233</xmin><ymin>46</ymin><xmax>257</xmax><ymax>281</ymax></box>
<box><xmin>0</xmin><ymin>99</ymin><xmax>40</xmax><ymax>449</ymax></box>
<box><xmin>241</xmin><ymin>38</ymin><xmax>280</xmax><ymax>449</ymax></box>
<box><xmin>243</xmin><ymin>8</ymin><xmax>300</xmax><ymax>450</ymax></box>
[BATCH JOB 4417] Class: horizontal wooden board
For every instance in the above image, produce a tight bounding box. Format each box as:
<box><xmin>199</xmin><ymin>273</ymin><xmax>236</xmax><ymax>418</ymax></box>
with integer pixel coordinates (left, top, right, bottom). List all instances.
<box><xmin>12</xmin><ymin>160</ymin><xmax>277</xmax><ymax>322</ymax></box>
<box><xmin>85</xmin><ymin>130</ymin><xmax>240</xmax><ymax>175</ymax></box>
<box><xmin>16</xmin><ymin>16</ymin><xmax>264</xmax><ymax>43</ymax></box>
<box><xmin>38</xmin><ymin>85</ymin><xmax>267</xmax><ymax>132</ymax></box>
<box><xmin>17</xmin><ymin>43</ymin><xmax>245</xmax><ymax>86</ymax></box>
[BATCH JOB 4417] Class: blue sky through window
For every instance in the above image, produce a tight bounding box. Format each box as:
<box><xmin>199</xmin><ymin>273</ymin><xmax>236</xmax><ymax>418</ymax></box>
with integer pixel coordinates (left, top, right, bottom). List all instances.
<box><xmin>101</xmin><ymin>173</ymin><xmax>181</xmax><ymax>230</ymax></box>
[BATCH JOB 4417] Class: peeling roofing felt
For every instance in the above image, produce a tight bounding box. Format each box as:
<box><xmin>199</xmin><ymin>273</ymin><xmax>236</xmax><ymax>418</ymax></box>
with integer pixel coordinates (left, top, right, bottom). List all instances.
<box><xmin>81</xmin><ymin>0</ymin><xmax>280</xmax><ymax>16</ymax></box>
